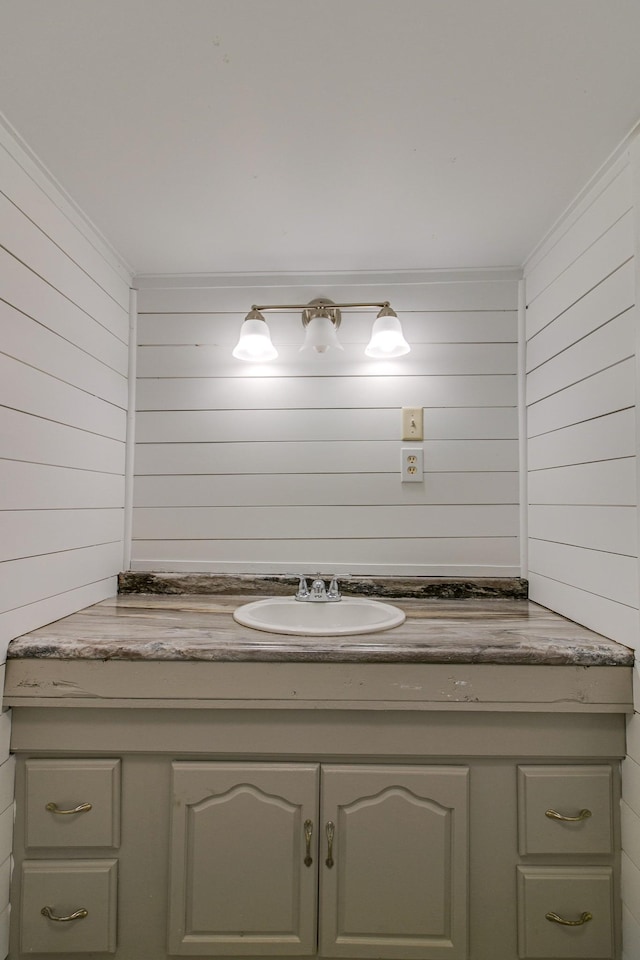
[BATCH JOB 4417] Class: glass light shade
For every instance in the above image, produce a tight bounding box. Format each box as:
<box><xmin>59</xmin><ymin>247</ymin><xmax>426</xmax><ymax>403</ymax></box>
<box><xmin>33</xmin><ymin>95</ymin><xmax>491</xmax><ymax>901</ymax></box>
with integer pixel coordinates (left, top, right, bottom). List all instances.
<box><xmin>232</xmin><ymin>313</ymin><xmax>278</xmax><ymax>362</ymax></box>
<box><xmin>365</xmin><ymin>309</ymin><xmax>410</xmax><ymax>358</ymax></box>
<box><xmin>300</xmin><ymin>315</ymin><xmax>344</xmax><ymax>354</ymax></box>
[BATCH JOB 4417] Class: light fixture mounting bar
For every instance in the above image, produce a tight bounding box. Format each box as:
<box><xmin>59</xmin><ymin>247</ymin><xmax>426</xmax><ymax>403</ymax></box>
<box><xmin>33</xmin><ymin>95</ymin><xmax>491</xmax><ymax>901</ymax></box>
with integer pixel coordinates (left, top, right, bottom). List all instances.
<box><xmin>251</xmin><ymin>301</ymin><xmax>391</xmax><ymax>311</ymax></box>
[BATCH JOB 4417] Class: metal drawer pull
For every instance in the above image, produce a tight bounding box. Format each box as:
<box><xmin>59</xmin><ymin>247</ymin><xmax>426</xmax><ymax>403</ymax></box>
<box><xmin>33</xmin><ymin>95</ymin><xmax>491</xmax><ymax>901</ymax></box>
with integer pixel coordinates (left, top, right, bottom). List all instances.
<box><xmin>41</xmin><ymin>906</ymin><xmax>89</xmax><ymax>922</ymax></box>
<box><xmin>45</xmin><ymin>801</ymin><xmax>93</xmax><ymax>815</ymax></box>
<box><xmin>325</xmin><ymin>821</ymin><xmax>335</xmax><ymax>868</ymax></box>
<box><xmin>303</xmin><ymin>819</ymin><xmax>313</xmax><ymax>867</ymax></box>
<box><xmin>546</xmin><ymin>911</ymin><xmax>592</xmax><ymax>926</ymax></box>
<box><xmin>545</xmin><ymin>807</ymin><xmax>591</xmax><ymax>822</ymax></box>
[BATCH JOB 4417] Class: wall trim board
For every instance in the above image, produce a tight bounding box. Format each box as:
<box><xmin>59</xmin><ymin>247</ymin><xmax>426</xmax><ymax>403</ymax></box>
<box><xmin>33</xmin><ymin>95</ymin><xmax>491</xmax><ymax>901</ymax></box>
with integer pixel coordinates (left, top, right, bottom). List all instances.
<box><xmin>0</xmin><ymin>190</ymin><xmax>129</xmax><ymax>333</ymax></box>
<box><xmin>138</xmin><ymin>310</ymin><xmax>518</xmax><ymax>348</ymax></box>
<box><xmin>123</xmin><ymin>289</ymin><xmax>137</xmax><ymax>571</ymax></box>
<box><xmin>129</xmin><ymin>559</ymin><xmax>521</xmax><ymax>577</ymax></box>
<box><xmin>0</xmin><ymin>111</ymin><xmax>132</xmax><ymax>282</ymax></box>
<box><xmin>525</xmin><ymin>215</ymin><xmax>634</xmax><ymax>338</ymax></box>
<box><xmin>0</xmin><ymin>152</ymin><xmax>129</xmax><ymax>311</ymax></box>
<box><xmin>526</xmin><ymin>261</ymin><xmax>635</xmax><ymax>373</ymax></box>
<box><xmin>0</xmin><ymin>579</ymin><xmax>117</xmax><ymax>661</ymax></box>
<box><xmin>623</xmin><ymin>755</ymin><xmax>640</xmax><ymax>821</ymax></box>
<box><xmin>518</xmin><ymin>279</ymin><xmax>528</xmax><ymax>577</ymax></box>
<box><xmin>134</xmin><ymin>267</ymin><xmax>523</xmax><ymax>289</ymax></box>
<box><xmin>0</xmin><ymin>542</ymin><xmax>124</xmax><ymax>615</ymax></box>
<box><xmin>626</xmin><ymin>709</ymin><xmax>640</xmax><ymax>765</ymax></box>
<box><xmin>0</xmin><ymin>247</ymin><xmax>130</xmax><ymax>372</ymax></box>
<box><xmin>528</xmin><ymin>573</ymin><xmax>639</xmax><ymax>650</ymax></box>
<box><xmin>136</xmin><ymin>282</ymin><xmax>520</xmax><ymax>315</ymax></box>
<box><xmin>622</xmin><ymin>853</ymin><xmax>640</xmax><ymax>927</ymax></box>
<box><xmin>630</xmin><ymin>137</ymin><xmax>640</xmax><ymax>655</ymax></box>
<box><xmin>132</xmin><ymin>471</ymin><xmax>519</xmax><ymax>509</ymax></box>
<box><xmin>623</xmin><ymin>904</ymin><xmax>640</xmax><ymax>960</ymax></box>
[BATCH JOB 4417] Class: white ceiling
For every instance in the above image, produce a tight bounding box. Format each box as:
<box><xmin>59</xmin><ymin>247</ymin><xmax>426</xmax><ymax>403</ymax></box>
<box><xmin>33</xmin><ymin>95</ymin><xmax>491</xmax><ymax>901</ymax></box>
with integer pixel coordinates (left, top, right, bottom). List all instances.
<box><xmin>2</xmin><ymin>0</ymin><xmax>640</xmax><ymax>277</ymax></box>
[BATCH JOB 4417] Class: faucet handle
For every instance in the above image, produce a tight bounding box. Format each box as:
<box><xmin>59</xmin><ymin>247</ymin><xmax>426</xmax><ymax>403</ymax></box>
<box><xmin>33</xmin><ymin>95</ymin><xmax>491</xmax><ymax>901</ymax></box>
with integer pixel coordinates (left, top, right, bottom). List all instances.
<box><xmin>294</xmin><ymin>576</ymin><xmax>310</xmax><ymax>600</ymax></box>
<box><xmin>327</xmin><ymin>577</ymin><xmax>341</xmax><ymax>600</ymax></box>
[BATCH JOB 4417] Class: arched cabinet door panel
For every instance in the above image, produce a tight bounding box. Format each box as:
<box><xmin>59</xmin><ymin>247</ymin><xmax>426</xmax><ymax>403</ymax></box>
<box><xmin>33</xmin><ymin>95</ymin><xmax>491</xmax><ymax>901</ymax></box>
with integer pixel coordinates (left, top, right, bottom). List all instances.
<box><xmin>169</xmin><ymin>762</ymin><xmax>320</xmax><ymax>956</ymax></box>
<box><xmin>318</xmin><ymin>764</ymin><xmax>469</xmax><ymax>960</ymax></box>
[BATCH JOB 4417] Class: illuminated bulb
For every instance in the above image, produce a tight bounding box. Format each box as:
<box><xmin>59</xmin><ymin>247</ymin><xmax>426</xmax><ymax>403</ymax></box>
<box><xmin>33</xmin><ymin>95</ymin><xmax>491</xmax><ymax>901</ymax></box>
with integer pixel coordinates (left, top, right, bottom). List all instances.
<box><xmin>300</xmin><ymin>315</ymin><xmax>344</xmax><ymax>354</ymax></box>
<box><xmin>232</xmin><ymin>311</ymin><xmax>278</xmax><ymax>362</ymax></box>
<box><xmin>365</xmin><ymin>307</ymin><xmax>410</xmax><ymax>358</ymax></box>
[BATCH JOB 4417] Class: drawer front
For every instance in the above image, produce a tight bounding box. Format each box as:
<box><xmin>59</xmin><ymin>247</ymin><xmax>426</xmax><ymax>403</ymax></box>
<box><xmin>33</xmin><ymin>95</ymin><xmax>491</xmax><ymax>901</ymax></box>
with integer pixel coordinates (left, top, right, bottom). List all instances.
<box><xmin>517</xmin><ymin>866</ymin><xmax>614</xmax><ymax>959</ymax></box>
<box><xmin>25</xmin><ymin>759</ymin><xmax>120</xmax><ymax>849</ymax></box>
<box><xmin>518</xmin><ymin>765</ymin><xmax>613</xmax><ymax>855</ymax></box>
<box><xmin>20</xmin><ymin>859</ymin><xmax>117</xmax><ymax>954</ymax></box>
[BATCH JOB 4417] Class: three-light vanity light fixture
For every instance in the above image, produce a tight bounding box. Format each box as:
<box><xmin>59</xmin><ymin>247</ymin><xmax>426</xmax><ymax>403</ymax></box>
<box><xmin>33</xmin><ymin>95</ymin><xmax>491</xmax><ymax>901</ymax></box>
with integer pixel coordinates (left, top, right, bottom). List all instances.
<box><xmin>232</xmin><ymin>298</ymin><xmax>410</xmax><ymax>362</ymax></box>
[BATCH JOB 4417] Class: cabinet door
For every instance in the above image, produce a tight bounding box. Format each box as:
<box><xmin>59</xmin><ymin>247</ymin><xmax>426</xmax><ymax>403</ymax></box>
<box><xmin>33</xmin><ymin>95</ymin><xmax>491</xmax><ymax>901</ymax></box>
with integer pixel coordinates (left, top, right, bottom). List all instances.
<box><xmin>319</xmin><ymin>765</ymin><xmax>469</xmax><ymax>960</ymax></box>
<box><xmin>169</xmin><ymin>762</ymin><xmax>319</xmax><ymax>956</ymax></box>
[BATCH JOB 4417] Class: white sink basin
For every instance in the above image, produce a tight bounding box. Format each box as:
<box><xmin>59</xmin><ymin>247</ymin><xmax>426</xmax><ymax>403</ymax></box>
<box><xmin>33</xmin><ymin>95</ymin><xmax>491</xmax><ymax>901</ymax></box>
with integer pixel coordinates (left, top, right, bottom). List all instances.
<box><xmin>233</xmin><ymin>597</ymin><xmax>406</xmax><ymax>636</ymax></box>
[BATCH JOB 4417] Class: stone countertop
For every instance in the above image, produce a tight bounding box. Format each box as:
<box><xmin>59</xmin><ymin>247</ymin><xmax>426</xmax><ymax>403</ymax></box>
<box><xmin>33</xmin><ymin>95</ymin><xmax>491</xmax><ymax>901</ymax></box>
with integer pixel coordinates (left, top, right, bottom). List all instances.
<box><xmin>6</xmin><ymin>595</ymin><xmax>634</xmax><ymax>666</ymax></box>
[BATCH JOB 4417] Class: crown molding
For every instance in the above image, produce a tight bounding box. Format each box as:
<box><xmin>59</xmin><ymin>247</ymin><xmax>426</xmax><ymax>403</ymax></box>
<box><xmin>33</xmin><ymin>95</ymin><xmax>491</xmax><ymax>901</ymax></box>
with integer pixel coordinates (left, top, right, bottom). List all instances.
<box><xmin>524</xmin><ymin>118</ymin><xmax>640</xmax><ymax>273</ymax></box>
<box><xmin>0</xmin><ymin>110</ymin><xmax>134</xmax><ymax>281</ymax></box>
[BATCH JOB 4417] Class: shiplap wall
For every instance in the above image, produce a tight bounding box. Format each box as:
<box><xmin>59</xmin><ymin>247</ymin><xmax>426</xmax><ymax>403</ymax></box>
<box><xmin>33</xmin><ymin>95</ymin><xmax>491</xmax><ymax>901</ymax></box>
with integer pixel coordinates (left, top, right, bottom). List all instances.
<box><xmin>0</xmin><ymin>125</ymin><xmax>131</xmax><ymax>956</ymax></box>
<box><xmin>524</xmin><ymin>144</ymin><xmax>640</xmax><ymax>959</ymax></box>
<box><xmin>132</xmin><ymin>273</ymin><xmax>520</xmax><ymax>576</ymax></box>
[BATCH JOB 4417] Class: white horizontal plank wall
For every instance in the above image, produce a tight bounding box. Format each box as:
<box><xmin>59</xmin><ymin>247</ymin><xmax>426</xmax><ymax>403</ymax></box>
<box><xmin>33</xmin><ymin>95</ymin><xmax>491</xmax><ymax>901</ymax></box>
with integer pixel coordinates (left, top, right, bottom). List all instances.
<box><xmin>0</xmin><ymin>126</ymin><xmax>132</xmax><ymax>660</ymax></box>
<box><xmin>525</xmin><ymin>154</ymin><xmax>637</xmax><ymax>645</ymax></box>
<box><xmin>525</xmin><ymin>137</ymin><xmax>640</xmax><ymax>959</ymax></box>
<box><xmin>133</xmin><ymin>271</ymin><xmax>520</xmax><ymax>576</ymax></box>
<box><xmin>0</xmin><ymin>120</ymin><xmax>131</xmax><ymax>955</ymax></box>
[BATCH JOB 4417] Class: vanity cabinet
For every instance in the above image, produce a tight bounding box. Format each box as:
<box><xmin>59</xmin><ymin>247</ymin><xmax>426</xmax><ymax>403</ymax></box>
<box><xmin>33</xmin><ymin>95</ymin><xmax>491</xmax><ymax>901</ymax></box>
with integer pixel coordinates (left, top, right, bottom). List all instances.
<box><xmin>3</xmin><ymin>658</ymin><xmax>632</xmax><ymax>960</ymax></box>
<box><xmin>169</xmin><ymin>762</ymin><xmax>468</xmax><ymax>958</ymax></box>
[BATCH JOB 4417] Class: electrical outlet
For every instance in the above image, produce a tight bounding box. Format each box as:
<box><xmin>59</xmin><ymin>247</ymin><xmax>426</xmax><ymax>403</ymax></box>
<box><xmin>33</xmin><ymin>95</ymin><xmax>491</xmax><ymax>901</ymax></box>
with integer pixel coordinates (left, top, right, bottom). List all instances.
<box><xmin>401</xmin><ymin>447</ymin><xmax>424</xmax><ymax>482</ymax></box>
<box><xmin>402</xmin><ymin>407</ymin><xmax>423</xmax><ymax>440</ymax></box>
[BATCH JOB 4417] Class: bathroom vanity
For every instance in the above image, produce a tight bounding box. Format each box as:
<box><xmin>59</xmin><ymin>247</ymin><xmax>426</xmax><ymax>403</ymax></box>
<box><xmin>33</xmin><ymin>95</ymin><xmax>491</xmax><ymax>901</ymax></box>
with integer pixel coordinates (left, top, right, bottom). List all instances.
<box><xmin>2</xmin><ymin>592</ymin><xmax>634</xmax><ymax>960</ymax></box>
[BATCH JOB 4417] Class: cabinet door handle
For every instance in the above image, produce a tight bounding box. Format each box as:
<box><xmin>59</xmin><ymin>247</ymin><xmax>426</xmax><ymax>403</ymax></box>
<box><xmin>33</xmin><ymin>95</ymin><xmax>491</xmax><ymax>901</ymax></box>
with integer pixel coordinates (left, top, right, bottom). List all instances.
<box><xmin>45</xmin><ymin>801</ymin><xmax>93</xmax><ymax>815</ymax></box>
<box><xmin>325</xmin><ymin>821</ymin><xmax>335</xmax><ymax>868</ymax></box>
<box><xmin>303</xmin><ymin>819</ymin><xmax>313</xmax><ymax>867</ymax></box>
<box><xmin>41</xmin><ymin>906</ymin><xmax>89</xmax><ymax>922</ymax></box>
<box><xmin>545</xmin><ymin>808</ymin><xmax>591</xmax><ymax>822</ymax></box>
<box><xmin>545</xmin><ymin>911</ymin><xmax>592</xmax><ymax>926</ymax></box>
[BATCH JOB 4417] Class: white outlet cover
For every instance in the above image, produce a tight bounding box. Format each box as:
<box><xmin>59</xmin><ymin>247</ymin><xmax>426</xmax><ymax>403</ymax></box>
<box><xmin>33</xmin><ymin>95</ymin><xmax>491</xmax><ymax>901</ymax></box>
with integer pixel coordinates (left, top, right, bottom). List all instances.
<box><xmin>401</xmin><ymin>446</ymin><xmax>424</xmax><ymax>482</ymax></box>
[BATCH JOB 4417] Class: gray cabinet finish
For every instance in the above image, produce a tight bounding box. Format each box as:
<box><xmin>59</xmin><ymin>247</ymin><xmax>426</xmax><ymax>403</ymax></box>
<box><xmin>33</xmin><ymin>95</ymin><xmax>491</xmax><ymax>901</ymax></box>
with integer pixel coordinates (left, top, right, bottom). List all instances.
<box><xmin>5</xmin><ymin>657</ymin><xmax>630</xmax><ymax>959</ymax></box>
<box><xmin>168</xmin><ymin>762</ymin><xmax>468</xmax><ymax>958</ymax></box>
<box><xmin>24</xmin><ymin>759</ymin><xmax>120</xmax><ymax>850</ymax></box>
<box><xmin>169</xmin><ymin>762</ymin><xmax>319</xmax><ymax>956</ymax></box>
<box><xmin>319</xmin><ymin>764</ymin><xmax>468</xmax><ymax>959</ymax></box>
<box><xmin>20</xmin><ymin>859</ymin><xmax>117</xmax><ymax>954</ymax></box>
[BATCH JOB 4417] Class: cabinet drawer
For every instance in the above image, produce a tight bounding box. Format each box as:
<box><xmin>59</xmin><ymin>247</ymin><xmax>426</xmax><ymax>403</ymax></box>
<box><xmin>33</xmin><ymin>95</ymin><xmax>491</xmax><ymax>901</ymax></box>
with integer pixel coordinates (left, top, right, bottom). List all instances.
<box><xmin>518</xmin><ymin>765</ymin><xmax>613</xmax><ymax>855</ymax></box>
<box><xmin>517</xmin><ymin>866</ymin><xmax>614</xmax><ymax>959</ymax></box>
<box><xmin>25</xmin><ymin>759</ymin><xmax>120</xmax><ymax>849</ymax></box>
<box><xmin>20</xmin><ymin>859</ymin><xmax>117</xmax><ymax>954</ymax></box>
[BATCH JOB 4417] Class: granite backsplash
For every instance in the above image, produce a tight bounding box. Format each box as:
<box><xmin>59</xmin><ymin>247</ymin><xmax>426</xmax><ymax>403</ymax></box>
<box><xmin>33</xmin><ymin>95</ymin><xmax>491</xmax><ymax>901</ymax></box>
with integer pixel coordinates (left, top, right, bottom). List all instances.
<box><xmin>118</xmin><ymin>572</ymin><xmax>529</xmax><ymax>600</ymax></box>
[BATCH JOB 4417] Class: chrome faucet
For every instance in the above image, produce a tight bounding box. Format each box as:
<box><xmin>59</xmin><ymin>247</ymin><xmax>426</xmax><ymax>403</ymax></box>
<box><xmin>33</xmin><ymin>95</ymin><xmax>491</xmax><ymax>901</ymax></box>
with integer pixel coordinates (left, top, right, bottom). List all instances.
<box><xmin>294</xmin><ymin>575</ymin><xmax>342</xmax><ymax>602</ymax></box>
<box><xmin>311</xmin><ymin>578</ymin><xmax>328</xmax><ymax>600</ymax></box>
